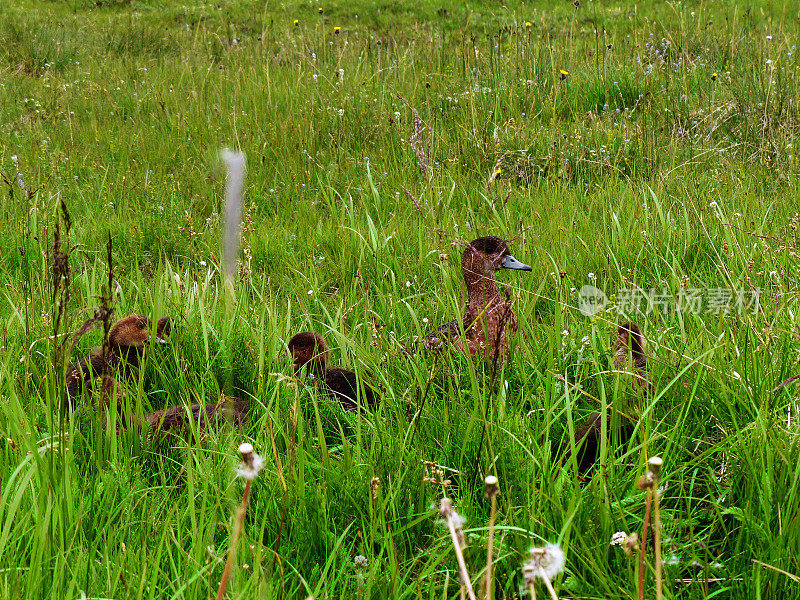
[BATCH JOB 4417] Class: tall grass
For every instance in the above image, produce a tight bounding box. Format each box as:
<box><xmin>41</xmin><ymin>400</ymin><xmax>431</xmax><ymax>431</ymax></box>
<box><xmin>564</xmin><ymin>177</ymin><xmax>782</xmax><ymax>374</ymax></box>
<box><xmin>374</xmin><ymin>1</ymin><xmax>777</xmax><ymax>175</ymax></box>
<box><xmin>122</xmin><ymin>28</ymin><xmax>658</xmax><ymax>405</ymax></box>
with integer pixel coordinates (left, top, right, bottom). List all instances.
<box><xmin>1</xmin><ymin>0</ymin><xmax>800</xmax><ymax>598</ymax></box>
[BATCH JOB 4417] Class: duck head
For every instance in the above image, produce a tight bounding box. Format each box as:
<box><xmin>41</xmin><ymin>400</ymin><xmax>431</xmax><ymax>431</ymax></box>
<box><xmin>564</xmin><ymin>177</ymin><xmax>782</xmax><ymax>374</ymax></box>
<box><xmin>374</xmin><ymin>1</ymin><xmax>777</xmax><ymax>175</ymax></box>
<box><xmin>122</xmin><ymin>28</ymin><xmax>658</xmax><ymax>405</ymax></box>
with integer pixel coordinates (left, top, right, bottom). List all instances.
<box><xmin>108</xmin><ymin>314</ymin><xmax>152</xmax><ymax>353</ymax></box>
<box><xmin>463</xmin><ymin>236</ymin><xmax>532</xmax><ymax>277</ymax></box>
<box><xmin>287</xmin><ymin>331</ymin><xmax>330</xmax><ymax>377</ymax></box>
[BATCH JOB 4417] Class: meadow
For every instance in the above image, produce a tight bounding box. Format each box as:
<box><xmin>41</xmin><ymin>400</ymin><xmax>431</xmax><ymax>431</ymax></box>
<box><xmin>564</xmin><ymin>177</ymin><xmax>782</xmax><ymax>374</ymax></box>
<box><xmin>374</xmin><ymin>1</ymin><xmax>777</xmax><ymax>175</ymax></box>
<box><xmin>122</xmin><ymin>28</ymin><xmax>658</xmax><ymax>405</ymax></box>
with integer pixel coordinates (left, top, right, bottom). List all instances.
<box><xmin>2</xmin><ymin>0</ymin><xmax>800</xmax><ymax>598</ymax></box>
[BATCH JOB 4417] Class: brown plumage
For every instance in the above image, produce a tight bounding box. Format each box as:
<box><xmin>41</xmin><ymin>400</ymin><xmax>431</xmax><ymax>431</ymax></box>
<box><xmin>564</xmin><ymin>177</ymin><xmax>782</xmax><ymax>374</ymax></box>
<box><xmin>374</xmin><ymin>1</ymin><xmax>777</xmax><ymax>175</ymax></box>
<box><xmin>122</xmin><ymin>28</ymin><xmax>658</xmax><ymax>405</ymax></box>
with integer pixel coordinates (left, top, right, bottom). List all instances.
<box><xmin>288</xmin><ymin>331</ymin><xmax>379</xmax><ymax>411</ymax></box>
<box><xmin>156</xmin><ymin>316</ymin><xmax>173</xmax><ymax>340</ymax></box>
<box><xmin>424</xmin><ymin>236</ymin><xmax>531</xmax><ymax>361</ymax></box>
<box><xmin>613</xmin><ymin>322</ymin><xmax>651</xmax><ymax>394</ymax></box>
<box><xmin>145</xmin><ymin>396</ymin><xmax>251</xmax><ymax>436</ymax></box>
<box><xmin>65</xmin><ymin>314</ymin><xmax>152</xmax><ymax>406</ymax></box>
<box><xmin>566</xmin><ymin>412</ymin><xmax>635</xmax><ymax>475</ymax></box>
<box><xmin>65</xmin><ymin>314</ymin><xmax>174</xmax><ymax>409</ymax></box>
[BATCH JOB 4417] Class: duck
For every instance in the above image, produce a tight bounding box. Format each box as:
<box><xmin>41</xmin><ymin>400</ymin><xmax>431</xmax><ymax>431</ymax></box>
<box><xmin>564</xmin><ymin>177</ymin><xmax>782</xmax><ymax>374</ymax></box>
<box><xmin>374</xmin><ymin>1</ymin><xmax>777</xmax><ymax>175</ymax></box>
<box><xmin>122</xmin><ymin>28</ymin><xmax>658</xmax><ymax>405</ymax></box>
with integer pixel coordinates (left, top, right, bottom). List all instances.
<box><xmin>424</xmin><ymin>236</ymin><xmax>532</xmax><ymax>360</ymax></box>
<box><xmin>156</xmin><ymin>316</ymin><xmax>173</xmax><ymax>340</ymax></box>
<box><xmin>567</xmin><ymin>412</ymin><xmax>635</xmax><ymax>475</ymax></box>
<box><xmin>613</xmin><ymin>322</ymin><xmax>651</xmax><ymax>395</ymax></box>
<box><xmin>145</xmin><ymin>395</ymin><xmax>251</xmax><ymax>435</ymax></box>
<box><xmin>65</xmin><ymin>314</ymin><xmax>170</xmax><ymax>407</ymax></box>
<box><xmin>564</xmin><ymin>322</ymin><xmax>650</xmax><ymax>474</ymax></box>
<box><xmin>287</xmin><ymin>331</ymin><xmax>379</xmax><ymax>410</ymax></box>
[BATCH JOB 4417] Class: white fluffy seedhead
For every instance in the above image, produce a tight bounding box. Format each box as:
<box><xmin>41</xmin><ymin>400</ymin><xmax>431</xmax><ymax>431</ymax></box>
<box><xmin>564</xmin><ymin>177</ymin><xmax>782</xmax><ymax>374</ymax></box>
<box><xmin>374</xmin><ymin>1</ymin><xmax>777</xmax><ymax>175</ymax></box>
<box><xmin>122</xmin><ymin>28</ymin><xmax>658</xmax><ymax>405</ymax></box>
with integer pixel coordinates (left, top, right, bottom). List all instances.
<box><xmin>522</xmin><ymin>543</ymin><xmax>565</xmax><ymax>583</ymax></box>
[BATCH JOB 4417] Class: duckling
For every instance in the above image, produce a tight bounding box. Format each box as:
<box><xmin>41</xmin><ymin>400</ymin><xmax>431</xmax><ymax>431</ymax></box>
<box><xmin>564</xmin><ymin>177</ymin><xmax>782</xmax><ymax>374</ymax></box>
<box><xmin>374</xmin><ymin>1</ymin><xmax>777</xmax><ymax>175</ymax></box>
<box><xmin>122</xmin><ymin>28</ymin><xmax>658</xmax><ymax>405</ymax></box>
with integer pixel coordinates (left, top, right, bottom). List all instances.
<box><xmin>425</xmin><ymin>236</ymin><xmax>531</xmax><ymax>360</ymax></box>
<box><xmin>156</xmin><ymin>316</ymin><xmax>173</xmax><ymax>341</ymax></box>
<box><xmin>145</xmin><ymin>396</ymin><xmax>251</xmax><ymax>435</ymax></box>
<box><xmin>287</xmin><ymin>331</ymin><xmax>379</xmax><ymax>411</ymax></box>
<box><xmin>65</xmin><ymin>314</ymin><xmax>171</xmax><ymax>406</ymax></box>
<box><xmin>567</xmin><ymin>412</ymin><xmax>635</xmax><ymax>475</ymax></box>
<box><xmin>614</xmin><ymin>322</ymin><xmax>651</xmax><ymax>394</ymax></box>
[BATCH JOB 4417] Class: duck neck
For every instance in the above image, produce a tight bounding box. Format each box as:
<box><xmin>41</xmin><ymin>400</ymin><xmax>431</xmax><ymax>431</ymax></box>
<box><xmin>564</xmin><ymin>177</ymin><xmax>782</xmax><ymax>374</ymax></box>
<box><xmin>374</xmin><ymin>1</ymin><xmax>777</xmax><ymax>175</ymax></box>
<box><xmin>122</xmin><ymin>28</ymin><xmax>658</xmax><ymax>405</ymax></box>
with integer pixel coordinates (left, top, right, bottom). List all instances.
<box><xmin>295</xmin><ymin>356</ymin><xmax>327</xmax><ymax>379</ymax></box>
<box><xmin>110</xmin><ymin>342</ymin><xmax>142</xmax><ymax>370</ymax></box>
<box><xmin>309</xmin><ymin>358</ymin><xmax>327</xmax><ymax>379</ymax></box>
<box><xmin>463</xmin><ymin>267</ymin><xmax>502</xmax><ymax>313</ymax></box>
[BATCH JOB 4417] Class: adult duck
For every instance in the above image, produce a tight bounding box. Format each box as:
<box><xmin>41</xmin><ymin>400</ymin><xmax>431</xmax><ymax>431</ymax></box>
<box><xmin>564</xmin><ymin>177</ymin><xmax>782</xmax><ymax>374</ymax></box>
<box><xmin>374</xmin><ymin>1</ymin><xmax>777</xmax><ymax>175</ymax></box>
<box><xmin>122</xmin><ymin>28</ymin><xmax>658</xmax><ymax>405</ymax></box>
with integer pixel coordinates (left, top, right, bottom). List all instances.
<box><xmin>288</xmin><ymin>331</ymin><xmax>379</xmax><ymax>410</ymax></box>
<box><xmin>425</xmin><ymin>236</ymin><xmax>531</xmax><ymax>360</ymax></box>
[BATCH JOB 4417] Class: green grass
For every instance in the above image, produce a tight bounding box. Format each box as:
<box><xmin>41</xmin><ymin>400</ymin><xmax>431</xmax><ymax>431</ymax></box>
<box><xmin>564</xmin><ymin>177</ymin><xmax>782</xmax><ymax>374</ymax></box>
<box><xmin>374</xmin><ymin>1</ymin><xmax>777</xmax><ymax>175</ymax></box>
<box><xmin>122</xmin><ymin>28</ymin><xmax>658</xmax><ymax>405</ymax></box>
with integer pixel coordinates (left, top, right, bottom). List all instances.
<box><xmin>2</xmin><ymin>0</ymin><xmax>800</xmax><ymax>598</ymax></box>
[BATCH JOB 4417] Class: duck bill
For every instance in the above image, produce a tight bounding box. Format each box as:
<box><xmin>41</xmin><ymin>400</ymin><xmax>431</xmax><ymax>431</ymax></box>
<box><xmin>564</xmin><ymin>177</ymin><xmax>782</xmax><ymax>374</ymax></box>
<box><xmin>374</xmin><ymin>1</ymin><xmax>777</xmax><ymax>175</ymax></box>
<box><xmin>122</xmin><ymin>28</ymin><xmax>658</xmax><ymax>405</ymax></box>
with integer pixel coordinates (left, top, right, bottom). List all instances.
<box><xmin>501</xmin><ymin>254</ymin><xmax>532</xmax><ymax>271</ymax></box>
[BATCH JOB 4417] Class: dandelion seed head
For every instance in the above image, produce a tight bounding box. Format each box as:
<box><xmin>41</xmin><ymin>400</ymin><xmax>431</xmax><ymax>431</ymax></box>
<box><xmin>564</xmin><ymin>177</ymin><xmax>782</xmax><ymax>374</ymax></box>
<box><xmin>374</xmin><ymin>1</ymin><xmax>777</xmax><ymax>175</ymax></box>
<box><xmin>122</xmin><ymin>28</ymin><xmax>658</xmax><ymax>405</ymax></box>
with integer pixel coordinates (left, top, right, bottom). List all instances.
<box><xmin>610</xmin><ymin>531</ymin><xmax>627</xmax><ymax>546</ymax></box>
<box><xmin>484</xmin><ymin>475</ymin><xmax>500</xmax><ymax>498</ymax></box>
<box><xmin>522</xmin><ymin>543</ymin><xmax>565</xmax><ymax>583</ymax></box>
<box><xmin>236</xmin><ymin>443</ymin><xmax>264</xmax><ymax>480</ymax></box>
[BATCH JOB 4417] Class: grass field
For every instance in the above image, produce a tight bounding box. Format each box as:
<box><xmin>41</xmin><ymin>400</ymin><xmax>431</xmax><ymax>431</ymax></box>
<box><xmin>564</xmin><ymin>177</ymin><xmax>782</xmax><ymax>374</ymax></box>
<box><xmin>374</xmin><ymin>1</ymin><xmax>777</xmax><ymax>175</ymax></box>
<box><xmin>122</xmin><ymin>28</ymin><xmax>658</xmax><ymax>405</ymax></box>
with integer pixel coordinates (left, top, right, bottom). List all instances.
<box><xmin>2</xmin><ymin>0</ymin><xmax>800</xmax><ymax>598</ymax></box>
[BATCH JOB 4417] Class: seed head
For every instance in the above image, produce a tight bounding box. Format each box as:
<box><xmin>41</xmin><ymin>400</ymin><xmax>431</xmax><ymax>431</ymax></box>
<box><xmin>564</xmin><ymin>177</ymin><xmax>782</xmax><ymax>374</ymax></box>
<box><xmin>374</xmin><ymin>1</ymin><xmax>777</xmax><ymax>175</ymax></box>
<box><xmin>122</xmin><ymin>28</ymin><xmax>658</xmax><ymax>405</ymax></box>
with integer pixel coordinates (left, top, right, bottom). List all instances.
<box><xmin>370</xmin><ymin>476</ymin><xmax>381</xmax><ymax>500</ymax></box>
<box><xmin>611</xmin><ymin>531</ymin><xmax>639</xmax><ymax>557</ymax></box>
<box><xmin>484</xmin><ymin>475</ymin><xmax>500</xmax><ymax>499</ymax></box>
<box><xmin>439</xmin><ymin>498</ymin><xmax>466</xmax><ymax>546</ymax></box>
<box><xmin>236</xmin><ymin>443</ymin><xmax>264</xmax><ymax>480</ymax></box>
<box><xmin>648</xmin><ymin>456</ymin><xmax>663</xmax><ymax>477</ymax></box>
<box><xmin>522</xmin><ymin>543</ymin><xmax>565</xmax><ymax>583</ymax></box>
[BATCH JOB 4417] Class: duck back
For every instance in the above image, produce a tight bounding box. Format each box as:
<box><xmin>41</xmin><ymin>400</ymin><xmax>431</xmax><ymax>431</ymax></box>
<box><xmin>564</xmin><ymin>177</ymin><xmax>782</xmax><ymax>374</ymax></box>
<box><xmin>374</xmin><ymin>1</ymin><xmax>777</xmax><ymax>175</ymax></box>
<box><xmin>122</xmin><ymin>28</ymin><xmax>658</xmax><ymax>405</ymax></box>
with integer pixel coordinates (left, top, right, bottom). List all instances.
<box><xmin>324</xmin><ymin>368</ymin><xmax>379</xmax><ymax>411</ymax></box>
